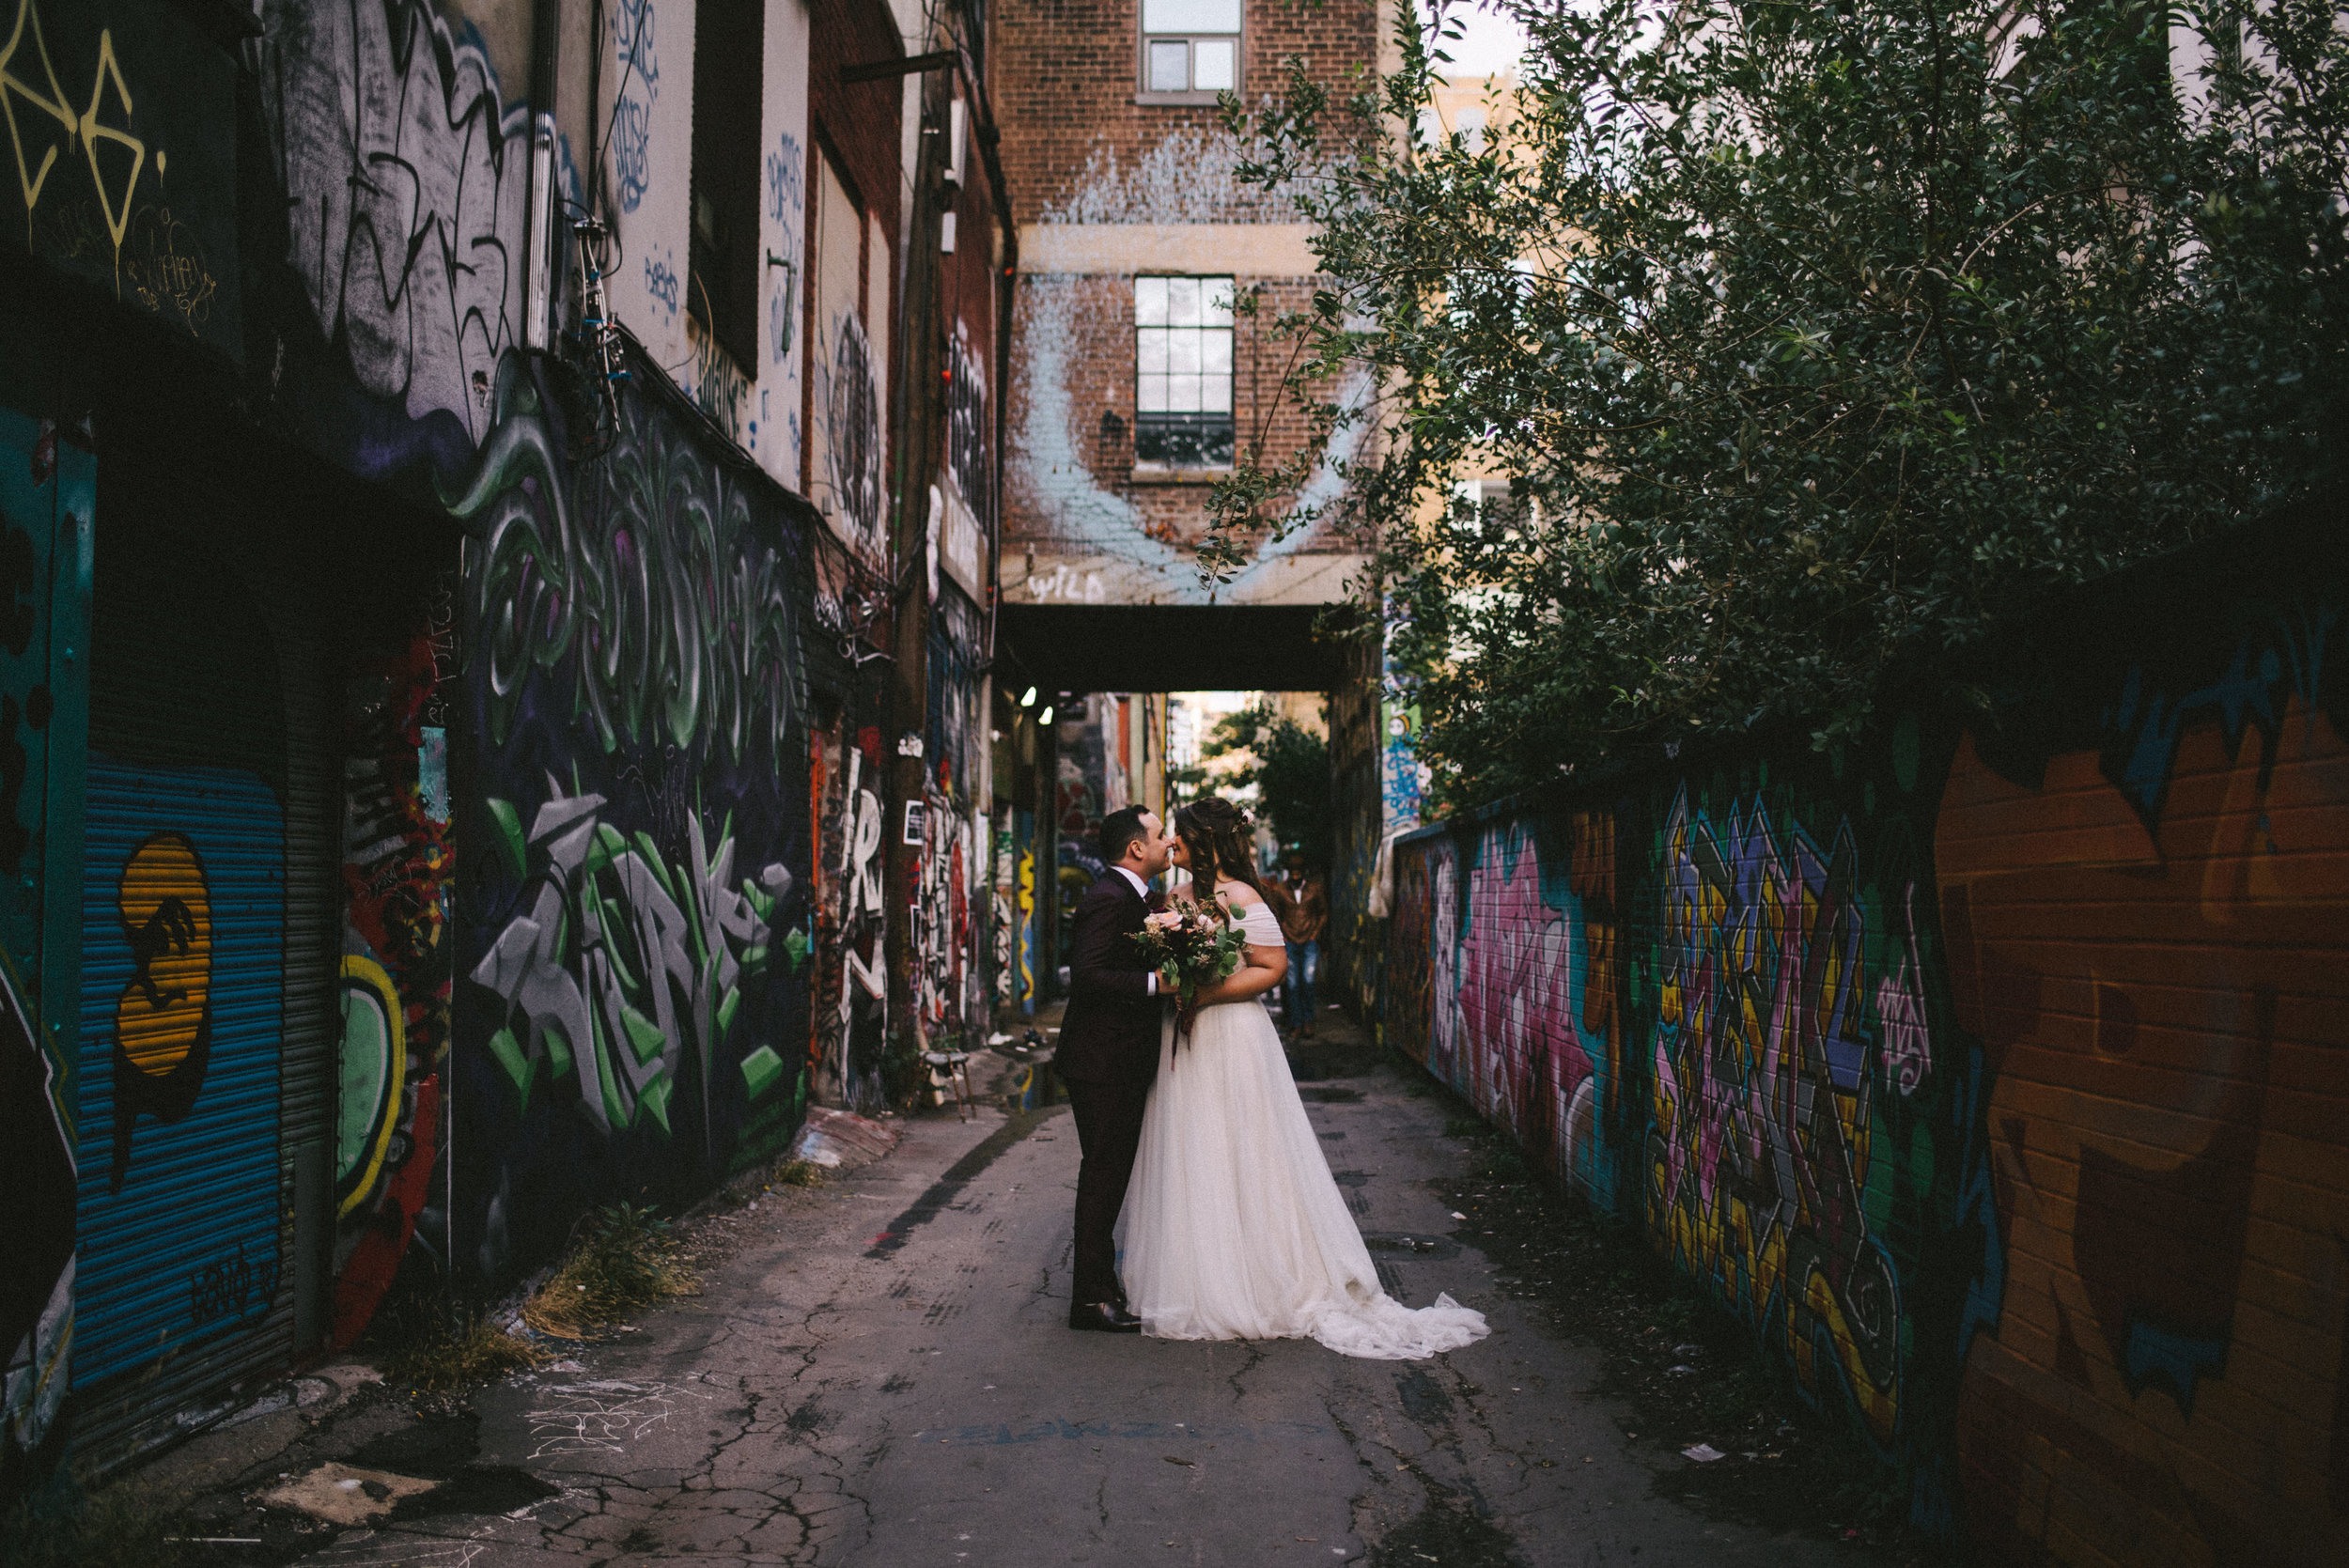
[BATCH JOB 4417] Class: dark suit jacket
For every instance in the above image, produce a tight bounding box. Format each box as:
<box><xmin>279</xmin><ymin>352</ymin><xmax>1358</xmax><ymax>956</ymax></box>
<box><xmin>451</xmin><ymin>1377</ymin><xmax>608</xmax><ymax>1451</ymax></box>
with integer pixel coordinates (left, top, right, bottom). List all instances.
<box><xmin>1055</xmin><ymin>873</ymin><xmax>1163</xmax><ymax>1084</ymax></box>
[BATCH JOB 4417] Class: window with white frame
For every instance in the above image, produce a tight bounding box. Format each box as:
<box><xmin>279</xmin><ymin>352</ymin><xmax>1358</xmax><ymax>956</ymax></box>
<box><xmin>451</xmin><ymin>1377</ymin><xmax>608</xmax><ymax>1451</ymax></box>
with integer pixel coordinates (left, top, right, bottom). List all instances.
<box><xmin>1139</xmin><ymin>0</ymin><xmax>1239</xmax><ymax>102</ymax></box>
<box><xmin>1134</xmin><ymin>275</ymin><xmax>1235</xmax><ymax>468</ymax></box>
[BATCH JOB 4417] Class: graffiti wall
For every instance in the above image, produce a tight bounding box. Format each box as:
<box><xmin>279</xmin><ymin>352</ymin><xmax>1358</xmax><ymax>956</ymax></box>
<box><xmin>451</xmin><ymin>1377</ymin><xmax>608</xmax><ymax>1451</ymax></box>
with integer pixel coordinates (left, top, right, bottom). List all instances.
<box><xmin>1052</xmin><ymin>702</ymin><xmax>1111</xmax><ymax>970</ymax></box>
<box><xmin>915</xmin><ymin>590</ymin><xmax>987</xmax><ymax>1045</ymax></box>
<box><xmin>807</xmin><ymin>146</ymin><xmax>889</xmax><ymax>567</ymax></box>
<box><xmin>450</xmin><ymin>357</ymin><xmax>815</xmax><ymax>1282</ymax></box>
<box><xmin>263</xmin><ymin>0</ymin><xmax>537</xmax><ymax>458</ymax></box>
<box><xmin>600</xmin><ymin>0</ymin><xmax>692</xmax><ymax>380</ymax></box>
<box><xmin>999</xmin><ymin>128</ymin><xmax>1371</xmax><ymax>609</ymax></box>
<box><xmin>2</xmin><ymin>0</ymin><xmax>242</xmax><ymax>356</ymax></box>
<box><xmin>1384</xmin><ymin>507</ymin><xmax>2348</xmax><ymax>1558</ymax></box>
<box><xmin>331</xmin><ymin>581</ymin><xmax>459</xmax><ymax>1344</ymax></box>
<box><xmin>0</xmin><ymin>401</ymin><xmax>90</xmax><ymax>1486</ymax></box>
<box><xmin>809</xmin><ymin>712</ymin><xmax>887</xmax><ymax>1110</ymax></box>
<box><xmin>1938</xmin><ymin>547</ymin><xmax>2349</xmax><ymax>1563</ymax></box>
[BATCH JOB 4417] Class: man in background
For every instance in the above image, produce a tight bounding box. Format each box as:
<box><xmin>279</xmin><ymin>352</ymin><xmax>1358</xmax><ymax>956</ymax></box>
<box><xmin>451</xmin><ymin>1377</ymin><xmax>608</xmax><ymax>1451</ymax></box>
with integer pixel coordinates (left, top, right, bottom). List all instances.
<box><xmin>1277</xmin><ymin>849</ymin><xmax>1329</xmax><ymax>1039</ymax></box>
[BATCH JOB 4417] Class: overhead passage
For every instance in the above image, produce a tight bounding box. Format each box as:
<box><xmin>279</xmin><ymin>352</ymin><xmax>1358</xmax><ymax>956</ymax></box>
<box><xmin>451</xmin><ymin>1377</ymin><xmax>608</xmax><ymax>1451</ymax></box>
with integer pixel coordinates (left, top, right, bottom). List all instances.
<box><xmin>998</xmin><ymin>603</ymin><xmax>1344</xmax><ymax>692</ymax></box>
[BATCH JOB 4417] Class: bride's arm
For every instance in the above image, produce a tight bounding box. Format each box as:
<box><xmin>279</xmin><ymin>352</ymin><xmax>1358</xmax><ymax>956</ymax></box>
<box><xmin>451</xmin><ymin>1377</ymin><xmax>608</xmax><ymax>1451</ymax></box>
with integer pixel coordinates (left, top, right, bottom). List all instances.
<box><xmin>1194</xmin><ymin>942</ymin><xmax>1286</xmax><ymax>1005</ymax></box>
<box><xmin>1191</xmin><ymin>897</ymin><xmax>1287</xmax><ymax>1005</ymax></box>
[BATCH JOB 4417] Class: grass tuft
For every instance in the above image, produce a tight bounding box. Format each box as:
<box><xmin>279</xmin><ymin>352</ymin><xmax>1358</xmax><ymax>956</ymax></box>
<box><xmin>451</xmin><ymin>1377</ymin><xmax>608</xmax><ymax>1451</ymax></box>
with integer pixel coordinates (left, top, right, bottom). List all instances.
<box><xmin>771</xmin><ymin>1157</ymin><xmax>828</xmax><ymax>1188</ymax></box>
<box><xmin>378</xmin><ymin>1312</ymin><xmax>550</xmax><ymax>1391</ymax></box>
<box><xmin>522</xmin><ymin>1203</ymin><xmax>695</xmax><ymax>1340</ymax></box>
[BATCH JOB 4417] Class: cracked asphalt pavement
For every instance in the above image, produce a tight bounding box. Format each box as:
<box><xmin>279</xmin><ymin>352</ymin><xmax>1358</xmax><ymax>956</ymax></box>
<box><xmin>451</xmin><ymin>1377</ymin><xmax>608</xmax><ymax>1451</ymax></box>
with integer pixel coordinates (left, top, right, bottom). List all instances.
<box><xmin>297</xmin><ymin>1042</ymin><xmax>1892</xmax><ymax>1567</ymax></box>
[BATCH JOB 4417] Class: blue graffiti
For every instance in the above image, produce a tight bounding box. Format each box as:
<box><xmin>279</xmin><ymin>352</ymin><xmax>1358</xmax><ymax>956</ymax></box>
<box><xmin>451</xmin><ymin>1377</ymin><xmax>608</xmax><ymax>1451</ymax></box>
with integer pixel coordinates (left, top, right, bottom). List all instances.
<box><xmin>611</xmin><ymin>0</ymin><xmax>660</xmax><ymax>213</ymax></box>
<box><xmin>645</xmin><ymin>256</ymin><xmax>679</xmax><ymax>315</ymax></box>
<box><xmin>766</xmin><ymin>132</ymin><xmax>804</xmax><ymax>224</ymax></box>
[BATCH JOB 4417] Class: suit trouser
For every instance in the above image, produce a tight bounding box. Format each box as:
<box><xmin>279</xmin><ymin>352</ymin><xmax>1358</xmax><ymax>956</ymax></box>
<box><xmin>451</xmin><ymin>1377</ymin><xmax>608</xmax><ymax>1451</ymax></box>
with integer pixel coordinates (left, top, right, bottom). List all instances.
<box><xmin>1063</xmin><ymin>1075</ymin><xmax>1152</xmax><ymax>1308</ymax></box>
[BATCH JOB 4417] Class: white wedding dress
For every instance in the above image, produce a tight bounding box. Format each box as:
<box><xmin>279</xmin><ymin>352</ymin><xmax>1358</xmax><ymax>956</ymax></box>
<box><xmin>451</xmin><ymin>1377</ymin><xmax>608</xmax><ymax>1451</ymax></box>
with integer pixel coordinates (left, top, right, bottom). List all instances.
<box><xmin>1116</xmin><ymin>900</ymin><xmax>1489</xmax><ymax>1359</ymax></box>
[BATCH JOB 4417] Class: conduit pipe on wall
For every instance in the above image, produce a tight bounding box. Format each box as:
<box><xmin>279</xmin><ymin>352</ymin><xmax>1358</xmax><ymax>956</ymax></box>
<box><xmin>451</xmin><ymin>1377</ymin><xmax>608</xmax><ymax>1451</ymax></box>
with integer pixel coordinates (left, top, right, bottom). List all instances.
<box><xmin>523</xmin><ymin>0</ymin><xmax>563</xmax><ymax>352</ymax></box>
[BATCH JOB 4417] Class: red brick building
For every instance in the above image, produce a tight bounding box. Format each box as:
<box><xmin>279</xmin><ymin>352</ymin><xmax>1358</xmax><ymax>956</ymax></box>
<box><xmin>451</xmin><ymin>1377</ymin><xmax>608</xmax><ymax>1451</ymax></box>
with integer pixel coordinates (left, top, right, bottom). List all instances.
<box><xmin>989</xmin><ymin>0</ymin><xmax>1385</xmax><ymax>612</ymax></box>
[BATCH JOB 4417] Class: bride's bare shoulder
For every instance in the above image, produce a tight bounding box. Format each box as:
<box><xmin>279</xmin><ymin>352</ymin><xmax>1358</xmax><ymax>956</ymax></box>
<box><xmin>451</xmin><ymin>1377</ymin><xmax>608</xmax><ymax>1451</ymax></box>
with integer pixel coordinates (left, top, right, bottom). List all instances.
<box><xmin>1221</xmin><ymin>883</ymin><xmax>1266</xmax><ymax>908</ymax></box>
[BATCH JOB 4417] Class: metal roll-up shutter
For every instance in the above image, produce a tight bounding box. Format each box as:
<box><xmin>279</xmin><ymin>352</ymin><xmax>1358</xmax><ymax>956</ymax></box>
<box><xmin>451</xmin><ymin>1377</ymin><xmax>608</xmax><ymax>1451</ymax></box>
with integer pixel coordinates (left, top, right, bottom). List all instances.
<box><xmin>70</xmin><ymin>473</ymin><xmax>335</xmax><ymax>1462</ymax></box>
<box><xmin>271</xmin><ymin>554</ymin><xmax>336</xmax><ymax>1363</ymax></box>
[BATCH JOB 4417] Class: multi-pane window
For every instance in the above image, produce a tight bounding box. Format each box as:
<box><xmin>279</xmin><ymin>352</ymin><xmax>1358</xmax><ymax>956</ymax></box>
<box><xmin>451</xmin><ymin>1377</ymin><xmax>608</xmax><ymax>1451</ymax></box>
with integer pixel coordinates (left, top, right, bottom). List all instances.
<box><xmin>1139</xmin><ymin>0</ymin><xmax>1239</xmax><ymax>101</ymax></box>
<box><xmin>1135</xmin><ymin>275</ymin><xmax>1235</xmax><ymax>468</ymax></box>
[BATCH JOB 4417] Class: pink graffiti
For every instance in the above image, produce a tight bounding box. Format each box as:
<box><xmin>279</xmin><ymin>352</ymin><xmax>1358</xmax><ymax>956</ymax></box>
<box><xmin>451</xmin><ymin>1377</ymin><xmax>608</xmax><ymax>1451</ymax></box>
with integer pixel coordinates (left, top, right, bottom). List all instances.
<box><xmin>1453</xmin><ymin>829</ymin><xmax>1595</xmax><ymax>1169</ymax></box>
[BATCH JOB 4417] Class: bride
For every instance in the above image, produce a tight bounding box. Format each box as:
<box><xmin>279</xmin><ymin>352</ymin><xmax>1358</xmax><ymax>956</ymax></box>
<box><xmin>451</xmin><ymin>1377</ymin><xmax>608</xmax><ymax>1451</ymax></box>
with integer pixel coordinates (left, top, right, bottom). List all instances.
<box><xmin>1116</xmin><ymin>796</ymin><xmax>1489</xmax><ymax>1360</ymax></box>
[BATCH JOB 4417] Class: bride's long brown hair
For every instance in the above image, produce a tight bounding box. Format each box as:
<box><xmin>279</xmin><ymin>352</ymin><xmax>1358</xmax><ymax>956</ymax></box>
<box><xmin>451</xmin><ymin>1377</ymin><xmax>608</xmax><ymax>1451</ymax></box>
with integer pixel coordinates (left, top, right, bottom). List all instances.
<box><xmin>1174</xmin><ymin>797</ymin><xmax>1295</xmax><ymax>929</ymax></box>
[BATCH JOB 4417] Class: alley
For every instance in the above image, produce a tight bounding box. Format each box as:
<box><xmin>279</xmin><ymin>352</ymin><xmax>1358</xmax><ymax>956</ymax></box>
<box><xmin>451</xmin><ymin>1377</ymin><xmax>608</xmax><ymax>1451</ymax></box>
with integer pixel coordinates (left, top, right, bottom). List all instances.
<box><xmin>271</xmin><ymin>1032</ymin><xmax>1884</xmax><ymax>1568</ymax></box>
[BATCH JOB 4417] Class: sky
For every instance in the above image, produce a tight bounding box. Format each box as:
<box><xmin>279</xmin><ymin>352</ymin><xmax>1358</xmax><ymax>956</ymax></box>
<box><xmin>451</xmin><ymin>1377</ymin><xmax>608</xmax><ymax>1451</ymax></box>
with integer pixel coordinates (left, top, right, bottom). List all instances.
<box><xmin>1425</xmin><ymin>0</ymin><xmax>1532</xmax><ymax>79</ymax></box>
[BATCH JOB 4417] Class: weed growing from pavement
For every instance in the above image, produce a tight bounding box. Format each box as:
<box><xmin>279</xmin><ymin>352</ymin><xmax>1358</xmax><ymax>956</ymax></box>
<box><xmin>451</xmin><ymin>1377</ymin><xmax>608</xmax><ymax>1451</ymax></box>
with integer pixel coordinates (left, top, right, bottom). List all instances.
<box><xmin>378</xmin><ymin>1311</ymin><xmax>551</xmax><ymax>1390</ymax></box>
<box><xmin>0</xmin><ymin>1471</ymin><xmax>195</xmax><ymax>1568</ymax></box>
<box><xmin>1417</xmin><ymin>1073</ymin><xmax>1955</xmax><ymax>1563</ymax></box>
<box><xmin>360</xmin><ymin>1260</ymin><xmax>549</xmax><ymax>1391</ymax></box>
<box><xmin>772</xmin><ymin>1157</ymin><xmax>829</xmax><ymax>1187</ymax></box>
<box><xmin>521</xmin><ymin>1202</ymin><xmax>696</xmax><ymax>1339</ymax></box>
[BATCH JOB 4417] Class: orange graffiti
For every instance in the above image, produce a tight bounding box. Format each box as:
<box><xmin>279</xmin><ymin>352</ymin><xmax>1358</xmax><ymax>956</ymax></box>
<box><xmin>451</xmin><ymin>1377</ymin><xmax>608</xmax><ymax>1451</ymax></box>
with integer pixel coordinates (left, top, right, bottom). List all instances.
<box><xmin>1938</xmin><ymin>693</ymin><xmax>2349</xmax><ymax>1566</ymax></box>
<box><xmin>116</xmin><ymin>830</ymin><xmax>211</xmax><ymax>1077</ymax></box>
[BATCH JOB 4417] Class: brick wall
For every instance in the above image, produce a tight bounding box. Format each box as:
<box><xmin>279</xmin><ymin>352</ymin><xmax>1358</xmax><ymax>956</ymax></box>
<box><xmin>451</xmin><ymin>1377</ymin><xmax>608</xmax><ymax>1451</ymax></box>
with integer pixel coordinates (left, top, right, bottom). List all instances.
<box><xmin>993</xmin><ymin>0</ymin><xmax>1379</xmax><ymax>598</ymax></box>
<box><xmin>1381</xmin><ymin>501</ymin><xmax>2349</xmax><ymax>1563</ymax></box>
<box><xmin>991</xmin><ymin>0</ymin><xmax>1377</xmax><ymax>227</ymax></box>
<box><xmin>1006</xmin><ymin>273</ymin><xmax>1361</xmax><ymax>556</ymax></box>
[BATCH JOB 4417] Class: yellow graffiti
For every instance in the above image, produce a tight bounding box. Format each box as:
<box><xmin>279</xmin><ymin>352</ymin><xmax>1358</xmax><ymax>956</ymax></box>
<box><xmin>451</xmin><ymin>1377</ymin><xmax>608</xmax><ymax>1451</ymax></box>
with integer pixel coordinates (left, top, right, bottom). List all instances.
<box><xmin>77</xmin><ymin>27</ymin><xmax>136</xmax><ymax>255</ymax></box>
<box><xmin>116</xmin><ymin>831</ymin><xmax>210</xmax><ymax>1077</ymax></box>
<box><xmin>123</xmin><ymin>203</ymin><xmax>214</xmax><ymax>323</ymax></box>
<box><xmin>336</xmin><ymin>955</ymin><xmax>406</xmax><ymax>1219</ymax></box>
<box><xmin>0</xmin><ymin>0</ymin><xmax>74</xmax><ymax>213</ymax></box>
<box><xmin>1</xmin><ymin>3</ymin><xmax>152</xmax><ymax>290</ymax></box>
<box><xmin>1015</xmin><ymin>850</ymin><xmax>1035</xmax><ymax>1003</ymax></box>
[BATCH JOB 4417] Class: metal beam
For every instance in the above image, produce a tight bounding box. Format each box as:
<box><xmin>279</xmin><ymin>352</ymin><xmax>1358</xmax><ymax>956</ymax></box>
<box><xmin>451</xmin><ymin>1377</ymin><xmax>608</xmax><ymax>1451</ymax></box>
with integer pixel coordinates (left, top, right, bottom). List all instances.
<box><xmin>841</xmin><ymin>50</ymin><xmax>957</xmax><ymax>83</ymax></box>
<box><xmin>998</xmin><ymin>603</ymin><xmax>1342</xmax><ymax>692</ymax></box>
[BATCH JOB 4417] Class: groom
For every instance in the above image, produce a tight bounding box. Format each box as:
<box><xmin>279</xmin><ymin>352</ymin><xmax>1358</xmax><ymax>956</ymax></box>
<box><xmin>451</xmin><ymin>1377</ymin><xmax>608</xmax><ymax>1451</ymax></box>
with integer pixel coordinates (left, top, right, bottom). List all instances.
<box><xmin>1055</xmin><ymin>805</ymin><xmax>1173</xmax><ymax>1333</ymax></box>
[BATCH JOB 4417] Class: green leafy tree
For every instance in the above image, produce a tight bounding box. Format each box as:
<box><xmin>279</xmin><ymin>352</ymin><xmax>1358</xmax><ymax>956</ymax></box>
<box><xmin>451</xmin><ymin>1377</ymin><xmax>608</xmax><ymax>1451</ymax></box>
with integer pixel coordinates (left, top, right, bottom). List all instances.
<box><xmin>1209</xmin><ymin>0</ymin><xmax>2349</xmax><ymax>808</ymax></box>
<box><xmin>1200</xmin><ymin>701</ymin><xmax>1335</xmax><ymax>867</ymax></box>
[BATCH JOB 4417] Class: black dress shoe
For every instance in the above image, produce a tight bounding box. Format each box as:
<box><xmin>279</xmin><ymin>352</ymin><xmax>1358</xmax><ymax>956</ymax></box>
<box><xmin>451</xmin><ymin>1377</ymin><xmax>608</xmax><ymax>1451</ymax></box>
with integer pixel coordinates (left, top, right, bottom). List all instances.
<box><xmin>1067</xmin><ymin>1300</ymin><xmax>1143</xmax><ymax>1333</ymax></box>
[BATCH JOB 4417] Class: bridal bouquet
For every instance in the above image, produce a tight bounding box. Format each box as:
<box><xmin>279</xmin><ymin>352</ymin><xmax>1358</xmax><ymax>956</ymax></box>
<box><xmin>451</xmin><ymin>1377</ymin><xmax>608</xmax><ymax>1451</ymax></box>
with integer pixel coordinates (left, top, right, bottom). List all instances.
<box><xmin>1129</xmin><ymin>900</ymin><xmax>1248</xmax><ymax>1039</ymax></box>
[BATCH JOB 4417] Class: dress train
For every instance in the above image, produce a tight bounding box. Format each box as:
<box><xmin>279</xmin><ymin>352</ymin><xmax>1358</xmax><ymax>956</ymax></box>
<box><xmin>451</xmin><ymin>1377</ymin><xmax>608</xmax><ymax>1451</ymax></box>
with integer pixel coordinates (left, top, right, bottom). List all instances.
<box><xmin>1116</xmin><ymin>970</ymin><xmax>1487</xmax><ymax>1360</ymax></box>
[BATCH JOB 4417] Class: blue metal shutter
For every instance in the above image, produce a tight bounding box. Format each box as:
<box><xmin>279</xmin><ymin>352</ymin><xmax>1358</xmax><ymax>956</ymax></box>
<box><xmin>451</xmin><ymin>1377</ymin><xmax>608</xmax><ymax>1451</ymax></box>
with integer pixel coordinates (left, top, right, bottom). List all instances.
<box><xmin>77</xmin><ymin>761</ymin><xmax>287</xmax><ymax>1384</ymax></box>
<box><xmin>70</xmin><ymin>482</ymin><xmax>333</xmax><ymax>1462</ymax></box>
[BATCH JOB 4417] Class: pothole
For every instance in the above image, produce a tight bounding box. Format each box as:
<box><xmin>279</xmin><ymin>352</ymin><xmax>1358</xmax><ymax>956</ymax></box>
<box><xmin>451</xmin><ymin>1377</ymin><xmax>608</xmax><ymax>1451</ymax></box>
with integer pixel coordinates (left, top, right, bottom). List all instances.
<box><xmin>389</xmin><ymin>1465</ymin><xmax>559</xmax><ymax>1519</ymax></box>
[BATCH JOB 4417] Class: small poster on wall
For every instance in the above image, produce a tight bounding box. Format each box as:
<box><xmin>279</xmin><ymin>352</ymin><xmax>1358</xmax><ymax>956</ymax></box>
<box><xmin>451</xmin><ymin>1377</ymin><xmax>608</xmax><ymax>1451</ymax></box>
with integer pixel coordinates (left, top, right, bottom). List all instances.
<box><xmin>901</xmin><ymin>800</ymin><xmax>926</xmax><ymax>846</ymax></box>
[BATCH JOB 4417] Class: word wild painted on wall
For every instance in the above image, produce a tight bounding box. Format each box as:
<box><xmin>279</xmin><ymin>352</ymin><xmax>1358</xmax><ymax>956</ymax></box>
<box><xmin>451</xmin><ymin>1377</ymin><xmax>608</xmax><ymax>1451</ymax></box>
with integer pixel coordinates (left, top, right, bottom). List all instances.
<box><xmin>1385</xmin><ymin>510</ymin><xmax>2348</xmax><ymax>1560</ymax></box>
